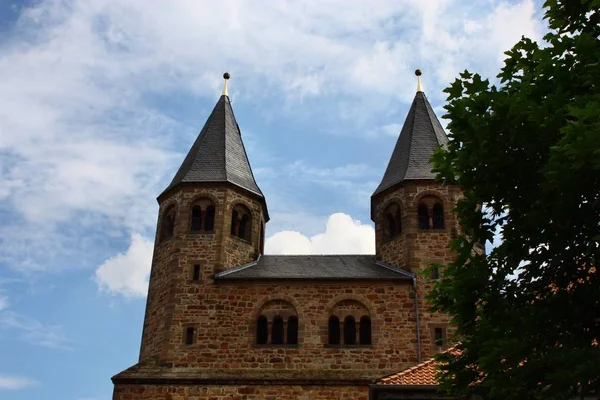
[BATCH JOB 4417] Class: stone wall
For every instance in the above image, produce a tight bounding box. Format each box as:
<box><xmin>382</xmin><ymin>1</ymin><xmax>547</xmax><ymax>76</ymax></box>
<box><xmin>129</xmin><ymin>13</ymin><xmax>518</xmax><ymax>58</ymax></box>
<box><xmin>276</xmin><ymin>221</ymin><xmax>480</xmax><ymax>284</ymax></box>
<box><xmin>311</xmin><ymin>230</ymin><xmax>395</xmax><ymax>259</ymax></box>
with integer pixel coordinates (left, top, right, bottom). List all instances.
<box><xmin>113</xmin><ymin>384</ymin><xmax>369</xmax><ymax>400</ymax></box>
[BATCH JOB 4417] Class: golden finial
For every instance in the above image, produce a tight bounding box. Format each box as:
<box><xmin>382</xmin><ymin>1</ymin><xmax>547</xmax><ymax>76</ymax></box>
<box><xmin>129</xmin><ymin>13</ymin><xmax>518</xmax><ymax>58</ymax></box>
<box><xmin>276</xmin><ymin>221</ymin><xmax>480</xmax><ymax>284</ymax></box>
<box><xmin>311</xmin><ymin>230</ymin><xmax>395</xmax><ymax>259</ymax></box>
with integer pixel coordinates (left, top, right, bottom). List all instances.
<box><xmin>222</xmin><ymin>72</ymin><xmax>230</xmax><ymax>96</ymax></box>
<box><xmin>415</xmin><ymin>69</ymin><xmax>423</xmax><ymax>92</ymax></box>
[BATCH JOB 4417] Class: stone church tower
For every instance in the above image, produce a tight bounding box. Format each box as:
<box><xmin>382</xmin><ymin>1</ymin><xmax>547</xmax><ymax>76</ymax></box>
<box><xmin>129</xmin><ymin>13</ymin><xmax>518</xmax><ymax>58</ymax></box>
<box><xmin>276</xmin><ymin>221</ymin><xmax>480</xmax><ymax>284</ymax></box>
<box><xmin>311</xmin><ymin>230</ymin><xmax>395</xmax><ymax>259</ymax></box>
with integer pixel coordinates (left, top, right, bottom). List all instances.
<box><xmin>112</xmin><ymin>72</ymin><xmax>460</xmax><ymax>399</ymax></box>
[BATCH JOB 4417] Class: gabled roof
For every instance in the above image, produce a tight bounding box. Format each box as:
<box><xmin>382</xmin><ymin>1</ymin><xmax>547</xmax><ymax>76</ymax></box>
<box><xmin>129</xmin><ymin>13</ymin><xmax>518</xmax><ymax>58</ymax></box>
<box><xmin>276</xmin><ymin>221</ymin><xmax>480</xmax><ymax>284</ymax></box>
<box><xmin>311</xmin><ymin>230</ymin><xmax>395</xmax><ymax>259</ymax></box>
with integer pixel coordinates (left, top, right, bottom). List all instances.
<box><xmin>160</xmin><ymin>95</ymin><xmax>264</xmax><ymax>199</ymax></box>
<box><xmin>213</xmin><ymin>255</ymin><xmax>414</xmax><ymax>281</ymax></box>
<box><xmin>373</xmin><ymin>91</ymin><xmax>449</xmax><ymax>196</ymax></box>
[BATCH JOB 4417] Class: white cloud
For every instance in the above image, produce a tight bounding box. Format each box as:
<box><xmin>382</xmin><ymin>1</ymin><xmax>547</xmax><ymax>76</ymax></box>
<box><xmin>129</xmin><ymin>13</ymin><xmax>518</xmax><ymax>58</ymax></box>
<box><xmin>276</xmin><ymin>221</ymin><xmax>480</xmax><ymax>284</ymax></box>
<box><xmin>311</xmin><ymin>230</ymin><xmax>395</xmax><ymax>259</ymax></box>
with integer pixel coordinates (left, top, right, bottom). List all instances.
<box><xmin>0</xmin><ymin>311</ymin><xmax>72</xmax><ymax>350</ymax></box>
<box><xmin>0</xmin><ymin>296</ymin><xmax>7</xmax><ymax>312</ymax></box>
<box><xmin>0</xmin><ymin>0</ymin><xmax>544</xmax><ymax>274</ymax></box>
<box><xmin>266</xmin><ymin>213</ymin><xmax>375</xmax><ymax>255</ymax></box>
<box><xmin>0</xmin><ymin>375</ymin><xmax>39</xmax><ymax>390</ymax></box>
<box><xmin>94</xmin><ymin>233</ymin><xmax>154</xmax><ymax>297</ymax></box>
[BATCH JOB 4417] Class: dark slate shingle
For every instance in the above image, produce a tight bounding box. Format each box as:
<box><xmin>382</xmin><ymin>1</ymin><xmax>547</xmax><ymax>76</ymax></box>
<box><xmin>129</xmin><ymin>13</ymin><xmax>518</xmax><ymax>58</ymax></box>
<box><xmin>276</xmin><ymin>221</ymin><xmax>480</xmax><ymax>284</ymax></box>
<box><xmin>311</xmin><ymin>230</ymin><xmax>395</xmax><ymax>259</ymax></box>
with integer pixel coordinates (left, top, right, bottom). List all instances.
<box><xmin>161</xmin><ymin>95</ymin><xmax>263</xmax><ymax>198</ymax></box>
<box><xmin>213</xmin><ymin>255</ymin><xmax>413</xmax><ymax>281</ymax></box>
<box><xmin>373</xmin><ymin>91</ymin><xmax>449</xmax><ymax>196</ymax></box>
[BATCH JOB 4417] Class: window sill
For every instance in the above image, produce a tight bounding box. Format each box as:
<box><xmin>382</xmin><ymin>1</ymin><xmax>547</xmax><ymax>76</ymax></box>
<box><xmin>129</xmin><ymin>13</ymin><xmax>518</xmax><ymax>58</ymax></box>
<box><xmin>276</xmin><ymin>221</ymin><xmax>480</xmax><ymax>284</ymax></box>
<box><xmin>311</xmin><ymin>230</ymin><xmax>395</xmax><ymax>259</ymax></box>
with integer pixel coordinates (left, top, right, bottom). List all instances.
<box><xmin>418</xmin><ymin>228</ymin><xmax>447</xmax><ymax>233</ymax></box>
<box><xmin>253</xmin><ymin>344</ymin><xmax>299</xmax><ymax>348</ymax></box>
<box><xmin>188</xmin><ymin>231</ymin><xmax>215</xmax><ymax>235</ymax></box>
<box><xmin>324</xmin><ymin>344</ymin><xmax>373</xmax><ymax>348</ymax></box>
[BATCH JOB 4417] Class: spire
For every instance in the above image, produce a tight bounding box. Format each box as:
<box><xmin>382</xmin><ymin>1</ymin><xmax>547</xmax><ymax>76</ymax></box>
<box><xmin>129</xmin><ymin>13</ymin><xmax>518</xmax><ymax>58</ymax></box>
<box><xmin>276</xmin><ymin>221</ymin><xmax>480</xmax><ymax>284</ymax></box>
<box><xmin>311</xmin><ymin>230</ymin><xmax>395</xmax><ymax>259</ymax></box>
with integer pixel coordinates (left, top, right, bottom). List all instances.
<box><xmin>415</xmin><ymin>69</ymin><xmax>423</xmax><ymax>92</ymax></box>
<box><xmin>160</xmin><ymin>74</ymin><xmax>265</xmax><ymax>204</ymax></box>
<box><xmin>222</xmin><ymin>72</ymin><xmax>230</xmax><ymax>96</ymax></box>
<box><xmin>372</xmin><ymin>72</ymin><xmax>448</xmax><ymax>196</ymax></box>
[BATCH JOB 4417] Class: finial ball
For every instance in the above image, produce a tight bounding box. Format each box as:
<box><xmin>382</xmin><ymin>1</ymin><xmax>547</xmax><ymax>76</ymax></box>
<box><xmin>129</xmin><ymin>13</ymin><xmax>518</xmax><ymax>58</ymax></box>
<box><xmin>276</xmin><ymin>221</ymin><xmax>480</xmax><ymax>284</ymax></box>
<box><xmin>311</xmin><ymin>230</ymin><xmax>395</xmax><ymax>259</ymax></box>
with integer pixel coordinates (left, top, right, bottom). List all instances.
<box><xmin>415</xmin><ymin>69</ymin><xmax>422</xmax><ymax>77</ymax></box>
<box><xmin>223</xmin><ymin>72</ymin><xmax>230</xmax><ymax>80</ymax></box>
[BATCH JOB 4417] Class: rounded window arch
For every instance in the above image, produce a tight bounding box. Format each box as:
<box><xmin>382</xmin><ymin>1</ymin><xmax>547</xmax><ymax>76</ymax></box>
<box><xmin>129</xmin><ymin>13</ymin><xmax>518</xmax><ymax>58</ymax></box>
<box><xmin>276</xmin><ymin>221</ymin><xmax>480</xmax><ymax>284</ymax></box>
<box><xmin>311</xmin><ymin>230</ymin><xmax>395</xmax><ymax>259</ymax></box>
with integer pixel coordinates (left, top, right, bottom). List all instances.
<box><xmin>255</xmin><ymin>300</ymin><xmax>298</xmax><ymax>346</ymax></box>
<box><xmin>231</xmin><ymin>204</ymin><xmax>252</xmax><ymax>241</ymax></box>
<box><xmin>159</xmin><ymin>205</ymin><xmax>176</xmax><ymax>243</ymax></box>
<box><xmin>328</xmin><ymin>299</ymin><xmax>371</xmax><ymax>346</ymax></box>
<box><xmin>189</xmin><ymin>197</ymin><xmax>216</xmax><ymax>233</ymax></box>
<box><xmin>417</xmin><ymin>195</ymin><xmax>445</xmax><ymax>230</ymax></box>
<box><xmin>383</xmin><ymin>202</ymin><xmax>402</xmax><ymax>240</ymax></box>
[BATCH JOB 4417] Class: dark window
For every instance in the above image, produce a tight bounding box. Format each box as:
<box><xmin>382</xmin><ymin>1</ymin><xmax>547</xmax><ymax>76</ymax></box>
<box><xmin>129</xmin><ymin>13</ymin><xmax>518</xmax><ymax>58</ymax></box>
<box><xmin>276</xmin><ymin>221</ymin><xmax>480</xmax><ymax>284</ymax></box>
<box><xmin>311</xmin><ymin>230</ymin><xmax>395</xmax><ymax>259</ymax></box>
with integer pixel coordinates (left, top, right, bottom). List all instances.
<box><xmin>387</xmin><ymin>215</ymin><xmax>397</xmax><ymax>238</ymax></box>
<box><xmin>238</xmin><ymin>214</ymin><xmax>249</xmax><ymax>240</ymax></box>
<box><xmin>435</xmin><ymin>327</ymin><xmax>445</xmax><ymax>347</ymax></box>
<box><xmin>271</xmin><ymin>316</ymin><xmax>284</xmax><ymax>345</ymax></box>
<box><xmin>359</xmin><ymin>316</ymin><xmax>372</xmax><ymax>345</ymax></box>
<box><xmin>418</xmin><ymin>204</ymin><xmax>429</xmax><ymax>229</ymax></box>
<box><xmin>204</xmin><ymin>206</ymin><xmax>215</xmax><ymax>231</ymax></box>
<box><xmin>230</xmin><ymin>210</ymin><xmax>238</xmax><ymax>236</ymax></box>
<box><xmin>256</xmin><ymin>316</ymin><xmax>268</xmax><ymax>345</ymax></box>
<box><xmin>192</xmin><ymin>264</ymin><xmax>201</xmax><ymax>281</ymax></box>
<box><xmin>433</xmin><ymin>203</ymin><xmax>444</xmax><ymax>229</ymax></box>
<box><xmin>259</xmin><ymin>223</ymin><xmax>265</xmax><ymax>254</ymax></box>
<box><xmin>343</xmin><ymin>316</ymin><xmax>356</xmax><ymax>345</ymax></box>
<box><xmin>160</xmin><ymin>207</ymin><xmax>175</xmax><ymax>242</ymax></box>
<box><xmin>328</xmin><ymin>316</ymin><xmax>340</xmax><ymax>345</ymax></box>
<box><xmin>185</xmin><ymin>327</ymin><xmax>195</xmax><ymax>345</ymax></box>
<box><xmin>287</xmin><ymin>316</ymin><xmax>298</xmax><ymax>345</ymax></box>
<box><xmin>190</xmin><ymin>205</ymin><xmax>202</xmax><ymax>232</ymax></box>
<box><xmin>431</xmin><ymin>266</ymin><xmax>439</xmax><ymax>280</ymax></box>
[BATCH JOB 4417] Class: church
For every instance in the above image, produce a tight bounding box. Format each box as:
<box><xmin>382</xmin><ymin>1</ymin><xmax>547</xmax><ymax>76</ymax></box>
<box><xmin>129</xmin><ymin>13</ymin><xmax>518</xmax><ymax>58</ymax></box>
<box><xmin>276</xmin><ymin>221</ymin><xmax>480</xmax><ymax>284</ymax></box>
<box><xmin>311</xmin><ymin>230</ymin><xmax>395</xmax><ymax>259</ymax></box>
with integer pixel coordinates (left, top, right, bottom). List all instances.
<box><xmin>111</xmin><ymin>71</ymin><xmax>461</xmax><ymax>399</ymax></box>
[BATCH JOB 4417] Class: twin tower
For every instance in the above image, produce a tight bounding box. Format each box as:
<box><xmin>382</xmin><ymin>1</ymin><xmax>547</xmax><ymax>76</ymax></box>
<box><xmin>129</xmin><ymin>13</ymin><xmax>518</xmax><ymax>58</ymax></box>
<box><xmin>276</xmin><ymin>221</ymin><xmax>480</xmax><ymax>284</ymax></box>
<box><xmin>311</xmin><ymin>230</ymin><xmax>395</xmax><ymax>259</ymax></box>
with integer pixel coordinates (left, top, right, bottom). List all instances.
<box><xmin>112</xmin><ymin>73</ymin><xmax>462</xmax><ymax>400</ymax></box>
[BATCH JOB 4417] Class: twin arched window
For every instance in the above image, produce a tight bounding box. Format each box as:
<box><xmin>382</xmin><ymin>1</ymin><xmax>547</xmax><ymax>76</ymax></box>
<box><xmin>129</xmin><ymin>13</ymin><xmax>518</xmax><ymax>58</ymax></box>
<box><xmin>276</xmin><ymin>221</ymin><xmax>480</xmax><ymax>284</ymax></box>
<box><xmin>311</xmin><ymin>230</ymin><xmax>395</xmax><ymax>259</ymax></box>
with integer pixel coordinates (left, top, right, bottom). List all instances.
<box><xmin>256</xmin><ymin>300</ymin><xmax>298</xmax><ymax>345</ymax></box>
<box><xmin>190</xmin><ymin>198</ymin><xmax>215</xmax><ymax>232</ymax></box>
<box><xmin>418</xmin><ymin>197</ymin><xmax>444</xmax><ymax>230</ymax></box>
<box><xmin>328</xmin><ymin>300</ymin><xmax>371</xmax><ymax>346</ymax></box>
<box><xmin>231</xmin><ymin>204</ymin><xmax>252</xmax><ymax>241</ymax></box>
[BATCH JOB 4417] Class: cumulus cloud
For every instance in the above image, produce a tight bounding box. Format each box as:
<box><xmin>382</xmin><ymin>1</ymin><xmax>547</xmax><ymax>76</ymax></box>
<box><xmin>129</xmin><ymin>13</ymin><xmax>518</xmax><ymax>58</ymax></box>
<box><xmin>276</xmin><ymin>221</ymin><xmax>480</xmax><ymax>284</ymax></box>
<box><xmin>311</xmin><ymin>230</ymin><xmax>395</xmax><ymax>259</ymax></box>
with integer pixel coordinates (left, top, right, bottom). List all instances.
<box><xmin>0</xmin><ymin>375</ymin><xmax>39</xmax><ymax>390</ymax></box>
<box><xmin>266</xmin><ymin>213</ymin><xmax>375</xmax><ymax>255</ymax></box>
<box><xmin>94</xmin><ymin>233</ymin><xmax>154</xmax><ymax>297</ymax></box>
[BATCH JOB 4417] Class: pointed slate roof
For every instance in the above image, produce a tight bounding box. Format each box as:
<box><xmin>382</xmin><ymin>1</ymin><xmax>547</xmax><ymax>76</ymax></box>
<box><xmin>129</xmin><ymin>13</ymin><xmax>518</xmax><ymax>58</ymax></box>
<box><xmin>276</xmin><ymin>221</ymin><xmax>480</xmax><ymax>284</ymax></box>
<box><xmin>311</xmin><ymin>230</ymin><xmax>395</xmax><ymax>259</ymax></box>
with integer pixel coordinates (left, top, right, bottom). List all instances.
<box><xmin>372</xmin><ymin>91</ymin><xmax>448</xmax><ymax>196</ymax></box>
<box><xmin>161</xmin><ymin>95</ymin><xmax>263</xmax><ymax>198</ymax></box>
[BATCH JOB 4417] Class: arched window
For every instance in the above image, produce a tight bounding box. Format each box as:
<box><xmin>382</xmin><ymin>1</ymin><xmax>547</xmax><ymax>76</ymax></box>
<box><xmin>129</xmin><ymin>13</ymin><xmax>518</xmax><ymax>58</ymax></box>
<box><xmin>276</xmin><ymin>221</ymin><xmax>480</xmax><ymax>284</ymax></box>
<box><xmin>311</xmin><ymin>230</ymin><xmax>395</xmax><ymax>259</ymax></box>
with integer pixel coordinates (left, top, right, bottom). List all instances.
<box><xmin>433</xmin><ymin>203</ymin><xmax>444</xmax><ymax>229</ymax></box>
<box><xmin>359</xmin><ymin>316</ymin><xmax>372</xmax><ymax>345</ymax></box>
<box><xmin>230</xmin><ymin>209</ymin><xmax>238</xmax><ymax>236</ymax></box>
<box><xmin>190</xmin><ymin>205</ymin><xmax>202</xmax><ymax>232</ymax></box>
<box><xmin>384</xmin><ymin>202</ymin><xmax>402</xmax><ymax>240</ymax></box>
<box><xmin>287</xmin><ymin>316</ymin><xmax>298</xmax><ymax>345</ymax></box>
<box><xmin>160</xmin><ymin>206</ymin><xmax>176</xmax><ymax>243</ymax></box>
<box><xmin>256</xmin><ymin>316</ymin><xmax>268</xmax><ymax>345</ymax></box>
<box><xmin>239</xmin><ymin>214</ymin><xmax>249</xmax><ymax>240</ymax></box>
<box><xmin>271</xmin><ymin>316</ymin><xmax>284</xmax><ymax>345</ymax></box>
<box><xmin>189</xmin><ymin>198</ymin><xmax>216</xmax><ymax>233</ymax></box>
<box><xmin>230</xmin><ymin>204</ymin><xmax>252</xmax><ymax>241</ymax></box>
<box><xmin>328</xmin><ymin>316</ymin><xmax>340</xmax><ymax>345</ymax></box>
<box><xmin>418</xmin><ymin>203</ymin><xmax>429</xmax><ymax>229</ymax></box>
<box><xmin>205</xmin><ymin>205</ymin><xmax>215</xmax><ymax>231</ymax></box>
<box><xmin>344</xmin><ymin>316</ymin><xmax>356</xmax><ymax>345</ymax></box>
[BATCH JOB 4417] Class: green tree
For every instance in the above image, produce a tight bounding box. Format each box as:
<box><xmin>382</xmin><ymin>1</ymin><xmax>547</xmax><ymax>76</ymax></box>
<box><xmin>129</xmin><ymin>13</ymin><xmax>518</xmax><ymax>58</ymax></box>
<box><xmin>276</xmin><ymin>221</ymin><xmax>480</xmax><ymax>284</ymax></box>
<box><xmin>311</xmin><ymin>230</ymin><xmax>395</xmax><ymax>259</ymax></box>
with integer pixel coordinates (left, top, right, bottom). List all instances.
<box><xmin>428</xmin><ymin>1</ymin><xmax>600</xmax><ymax>399</ymax></box>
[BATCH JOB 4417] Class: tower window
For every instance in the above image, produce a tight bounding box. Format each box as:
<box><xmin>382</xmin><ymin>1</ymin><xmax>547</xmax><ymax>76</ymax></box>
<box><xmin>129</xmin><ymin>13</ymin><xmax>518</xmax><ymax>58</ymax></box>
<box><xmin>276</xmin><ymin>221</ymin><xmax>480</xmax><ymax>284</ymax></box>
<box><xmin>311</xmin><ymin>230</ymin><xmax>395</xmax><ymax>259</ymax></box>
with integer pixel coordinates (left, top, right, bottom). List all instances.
<box><xmin>189</xmin><ymin>198</ymin><xmax>216</xmax><ymax>233</ymax></box>
<box><xmin>434</xmin><ymin>327</ymin><xmax>445</xmax><ymax>347</ymax></box>
<box><xmin>192</xmin><ymin>264</ymin><xmax>201</xmax><ymax>281</ymax></box>
<box><xmin>160</xmin><ymin>206</ymin><xmax>176</xmax><ymax>243</ymax></box>
<box><xmin>287</xmin><ymin>316</ymin><xmax>298</xmax><ymax>345</ymax></box>
<box><xmin>359</xmin><ymin>316</ymin><xmax>372</xmax><ymax>345</ymax></box>
<box><xmin>184</xmin><ymin>327</ymin><xmax>195</xmax><ymax>345</ymax></box>
<box><xmin>343</xmin><ymin>316</ymin><xmax>356</xmax><ymax>345</ymax></box>
<box><xmin>433</xmin><ymin>203</ymin><xmax>444</xmax><ymax>229</ymax></box>
<box><xmin>271</xmin><ymin>316</ymin><xmax>284</xmax><ymax>345</ymax></box>
<box><xmin>328</xmin><ymin>316</ymin><xmax>340</xmax><ymax>345</ymax></box>
<box><xmin>256</xmin><ymin>316</ymin><xmax>268</xmax><ymax>345</ymax></box>
<box><xmin>384</xmin><ymin>202</ymin><xmax>402</xmax><ymax>240</ymax></box>
<box><xmin>418</xmin><ymin>203</ymin><xmax>429</xmax><ymax>229</ymax></box>
<box><xmin>230</xmin><ymin>204</ymin><xmax>252</xmax><ymax>241</ymax></box>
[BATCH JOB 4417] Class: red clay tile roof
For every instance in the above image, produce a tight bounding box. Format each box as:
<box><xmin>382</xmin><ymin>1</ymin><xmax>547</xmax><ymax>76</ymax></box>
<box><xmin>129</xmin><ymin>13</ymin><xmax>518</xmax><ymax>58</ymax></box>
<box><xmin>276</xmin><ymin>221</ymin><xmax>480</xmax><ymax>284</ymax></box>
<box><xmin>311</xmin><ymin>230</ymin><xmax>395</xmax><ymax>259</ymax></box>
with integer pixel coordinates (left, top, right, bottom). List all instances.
<box><xmin>378</xmin><ymin>357</ymin><xmax>442</xmax><ymax>385</ymax></box>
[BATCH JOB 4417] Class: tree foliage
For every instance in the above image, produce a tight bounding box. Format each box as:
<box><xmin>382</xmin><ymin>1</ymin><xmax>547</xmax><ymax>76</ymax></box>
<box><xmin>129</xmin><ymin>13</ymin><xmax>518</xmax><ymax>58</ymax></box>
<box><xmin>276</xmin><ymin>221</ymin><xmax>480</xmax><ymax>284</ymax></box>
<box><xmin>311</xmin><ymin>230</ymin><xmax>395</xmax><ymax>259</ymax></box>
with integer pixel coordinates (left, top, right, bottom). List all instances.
<box><xmin>428</xmin><ymin>1</ymin><xmax>600</xmax><ymax>399</ymax></box>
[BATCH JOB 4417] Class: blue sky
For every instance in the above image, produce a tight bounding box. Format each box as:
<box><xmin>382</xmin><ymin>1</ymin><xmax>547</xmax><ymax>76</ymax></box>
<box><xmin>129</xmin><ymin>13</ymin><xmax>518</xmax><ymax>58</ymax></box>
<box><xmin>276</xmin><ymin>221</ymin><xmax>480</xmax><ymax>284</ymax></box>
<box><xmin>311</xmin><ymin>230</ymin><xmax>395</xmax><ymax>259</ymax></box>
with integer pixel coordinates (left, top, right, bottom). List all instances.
<box><xmin>0</xmin><ymin>1</ymin><xmax>545</xmax><ymax>398</ymax></box>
